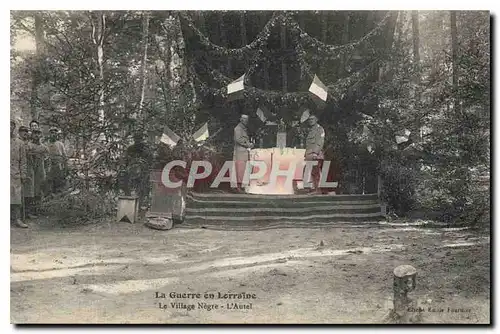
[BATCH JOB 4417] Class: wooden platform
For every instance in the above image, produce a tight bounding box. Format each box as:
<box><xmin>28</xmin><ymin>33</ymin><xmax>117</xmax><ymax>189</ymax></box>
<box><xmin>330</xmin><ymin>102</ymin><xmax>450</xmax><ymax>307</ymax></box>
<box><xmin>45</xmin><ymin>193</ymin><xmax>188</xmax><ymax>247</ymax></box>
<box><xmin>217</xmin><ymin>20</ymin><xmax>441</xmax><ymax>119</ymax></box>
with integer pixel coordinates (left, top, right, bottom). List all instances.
<box><xmin>183</xmin><ymin>192</ymin><xmax>384</xmax><ymax>227</ymax></box>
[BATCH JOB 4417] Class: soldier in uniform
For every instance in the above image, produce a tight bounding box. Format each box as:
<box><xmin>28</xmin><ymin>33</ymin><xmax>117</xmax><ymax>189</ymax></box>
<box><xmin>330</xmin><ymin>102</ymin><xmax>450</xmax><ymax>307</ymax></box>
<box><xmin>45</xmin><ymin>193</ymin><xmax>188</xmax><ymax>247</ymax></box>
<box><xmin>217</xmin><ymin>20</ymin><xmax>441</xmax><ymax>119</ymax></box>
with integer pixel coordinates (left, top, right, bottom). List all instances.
<box><xmin>29</xmin><ymin>120</ymin><xmax>40</xmax><ymax>132</ymax></box>
<box><xmin>46</xmin><ymin>127</ymin><xmax>67</xmax><ymax>194</ymax></box>
<box><xmin>19</xmin><ymin>126</ymin><xmax>36</xmax><ymax>218</ymax></box>
<box><xmin>30</xmin><ymin>129</ymin><xmax>49</xmax><ymax>214</ymax></box>
<box><xmin>304</xmin><ymin>113</ymin><xmax>325</xmax><ymax>194</ymax></box>
<box><xmin>11</xmin><ymin>120</ymin><xmax>28</xmax><ymax>228</ymax></box>
<box><xmin>122</xmin><ymin>131</ymin><xmax>154</xmax><ymax>208</ymax></box>
<box><xmin>233</xmin><ymin>114</ymin><xmax>253</xmax><ymax>193</ymax></box>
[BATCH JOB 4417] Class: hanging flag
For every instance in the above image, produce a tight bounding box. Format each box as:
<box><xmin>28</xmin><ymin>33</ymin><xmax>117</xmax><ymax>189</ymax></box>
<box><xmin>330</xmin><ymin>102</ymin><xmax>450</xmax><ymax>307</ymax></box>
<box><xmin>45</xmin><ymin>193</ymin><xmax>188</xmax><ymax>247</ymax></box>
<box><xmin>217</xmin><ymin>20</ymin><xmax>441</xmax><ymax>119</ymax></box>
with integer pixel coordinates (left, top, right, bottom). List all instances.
<box><xmin>256</xmin><ymin>108</ymin><xmax>267</xmax><ymax>123</ymax></box>
<box><xmin>227</xmin><ymin>74</ymin><xmax>245</xmax><ymax>101</ymax></box>
<box><xmin>256</xmin><ymin>105</ymin><xmax>272</xmax><ymax>123</ymax></box>
<box><xmin>193</xmin><ymin>122</ymin><xmax>209</xmax><ymax>142</ymax></box>
<box><xmin>362</xmin><ymin>124</ymin><xmax>370</xmax><ymax>138</ymax></box>
<box><xmin>308</xmin><ymin>75</ymin><xmax>328</xmax><ymax>105</ymax></box>
<box><xmin>395</xmin><ymin>129</ymin><xmax>411</xmax><ymax>144</ymax></box>
<box><xmin>300</xmin><ymin>109</ymin><xmax>310</xmax><ymax>123</ymax></box>
<box><xmin>160</xmin><ymin>125</ymin><xmax>180</xmax><ymax>148</ymax></box>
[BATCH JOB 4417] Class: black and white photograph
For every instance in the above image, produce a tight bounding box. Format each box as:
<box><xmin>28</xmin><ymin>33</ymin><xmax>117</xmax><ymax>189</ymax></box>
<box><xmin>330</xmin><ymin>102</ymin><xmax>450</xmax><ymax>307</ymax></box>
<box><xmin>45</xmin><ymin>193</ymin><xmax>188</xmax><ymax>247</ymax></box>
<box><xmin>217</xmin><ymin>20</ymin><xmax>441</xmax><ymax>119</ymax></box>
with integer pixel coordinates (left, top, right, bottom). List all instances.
<box><xmin>9</xmin><ymin>8</ymin><xmax>491</xmax><ymax>324</ymax></box>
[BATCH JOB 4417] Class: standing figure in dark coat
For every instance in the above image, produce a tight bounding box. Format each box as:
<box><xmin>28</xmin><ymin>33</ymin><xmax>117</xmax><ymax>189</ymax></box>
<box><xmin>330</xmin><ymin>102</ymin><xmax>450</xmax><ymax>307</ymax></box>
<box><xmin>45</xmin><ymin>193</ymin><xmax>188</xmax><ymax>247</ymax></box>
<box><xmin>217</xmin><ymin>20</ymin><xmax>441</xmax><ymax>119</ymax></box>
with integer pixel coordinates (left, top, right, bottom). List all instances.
<box><xmin>122</xmin><ymin>131</ymin><xmax>154</xmax><ymax>208</ymax></box>
<box><xmin>46</xmin><ymin>127</ymin><xmax>67</xmax><ymax>194</ymax></box>
<box><xmin>304</xmin><ymin>113</ymin><xmax>325</xmax><ymax>194</ymax></box>
<box><xmin>11</xmin><ymin>120</ymin><xmax>28</xmax><ymax>228</ymax></box>
<box><xmin>30</xmin><ymin>129</ymin><xmax>49</xmax><ymax>214</ymax></box>
<box><xmin>19</xmin><ymin>126</ymin><xmax>36</xmax><ymax>218</ymax></box>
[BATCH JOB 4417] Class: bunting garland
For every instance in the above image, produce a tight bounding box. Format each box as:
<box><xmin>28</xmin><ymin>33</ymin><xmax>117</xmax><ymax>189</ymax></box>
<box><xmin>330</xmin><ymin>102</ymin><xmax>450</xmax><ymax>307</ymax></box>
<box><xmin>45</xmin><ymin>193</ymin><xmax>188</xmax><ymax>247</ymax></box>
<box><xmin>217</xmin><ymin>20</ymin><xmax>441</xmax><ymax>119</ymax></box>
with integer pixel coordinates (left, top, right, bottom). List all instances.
<box><xmin>286</xmin><ymin>13</ymin><xmax>392</xmax><ymax>60</ymax></box>
<box><xmin>179</xmin><ymin>11</ymin><xmax>280</xmax><ymax>59</ymax></box>
<box><xmin>180</xmin><ymin>11</ymin><xmax>392</xmax><ymax>62</ymax></box>
<box><xmin>182</xmin><ymin>10</ymin><xmax>390</xmax><ymax>114</ymax></box>
<box><xmin>189</xmin><ymin>57</ymin><xmax>380</xmax><ymax>108</ymax></box>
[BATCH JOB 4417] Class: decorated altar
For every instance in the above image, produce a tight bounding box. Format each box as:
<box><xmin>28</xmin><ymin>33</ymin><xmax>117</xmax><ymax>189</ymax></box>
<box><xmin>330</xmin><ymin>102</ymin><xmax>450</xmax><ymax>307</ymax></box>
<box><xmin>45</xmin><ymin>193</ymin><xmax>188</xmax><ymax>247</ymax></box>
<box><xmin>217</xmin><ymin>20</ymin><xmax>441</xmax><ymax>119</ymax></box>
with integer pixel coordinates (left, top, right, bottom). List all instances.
<box><xmin>246</xmin><ymin>147</ymin><xmax>306</xmax><ymax>195</ymax></box>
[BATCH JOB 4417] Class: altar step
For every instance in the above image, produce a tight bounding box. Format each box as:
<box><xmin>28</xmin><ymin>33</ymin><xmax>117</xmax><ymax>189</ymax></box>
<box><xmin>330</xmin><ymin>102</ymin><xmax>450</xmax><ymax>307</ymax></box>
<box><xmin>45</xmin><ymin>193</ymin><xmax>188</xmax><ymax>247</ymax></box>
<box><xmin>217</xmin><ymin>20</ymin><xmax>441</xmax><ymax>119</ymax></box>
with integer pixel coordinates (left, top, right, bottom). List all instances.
<box><xmin>183</xmin><ymin>192</ymin><xmax>384</xmax><ymax>227</ymax></box>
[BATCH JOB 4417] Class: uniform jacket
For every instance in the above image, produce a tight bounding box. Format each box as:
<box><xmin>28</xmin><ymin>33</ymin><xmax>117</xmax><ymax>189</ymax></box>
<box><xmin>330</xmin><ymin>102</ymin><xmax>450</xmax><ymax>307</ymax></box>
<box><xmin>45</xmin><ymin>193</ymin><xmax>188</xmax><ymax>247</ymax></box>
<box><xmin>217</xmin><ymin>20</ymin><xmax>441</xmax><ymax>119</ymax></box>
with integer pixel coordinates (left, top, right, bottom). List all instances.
<box><xmin>31</xmin><ymin>143</ymin><xmax>49</xmax><ymax>196</ymax></box>
<box><xmin>233</xmin><ymin>123</ymin><xmax>252</xmax><ymax>162</ymax></box>
<box><xmin>47</xmin><ymin>140</ymin><xmax>67</xmax><ymax>170</ymax></box>
<box><xmin>305</xmin><ymin>124</ymin><xmax>325</xmax><ymax>159</ymax></box>
<box><xmin>11</xmin><ymin>137</ymin><xmax>27</xmax><ymax>204</ymax></box>
<box><xmin>11</xmin><ymin>137</ymin><xmax>27</xmax><ymax>180</ymax></box>
<box><xmin>22</xmin><ymin>140</ymin><xmax>35</xmax><ymax>198</ymax></box>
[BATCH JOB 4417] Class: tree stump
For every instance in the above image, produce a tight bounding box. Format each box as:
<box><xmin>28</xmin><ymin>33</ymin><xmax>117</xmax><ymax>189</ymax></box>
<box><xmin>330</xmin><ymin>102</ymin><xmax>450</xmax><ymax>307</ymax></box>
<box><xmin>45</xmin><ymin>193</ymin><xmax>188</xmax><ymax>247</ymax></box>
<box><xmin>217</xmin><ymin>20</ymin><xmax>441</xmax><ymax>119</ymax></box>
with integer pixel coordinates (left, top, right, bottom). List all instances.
<box><xmin>394</xmin><ymin>265</ymin><xmax>420</xmax><ymax>322</ymax></box>
<box><xmin>384</xmin><ymin>264</ymin><xmax>421</xmax><ymax>323</ymax></box>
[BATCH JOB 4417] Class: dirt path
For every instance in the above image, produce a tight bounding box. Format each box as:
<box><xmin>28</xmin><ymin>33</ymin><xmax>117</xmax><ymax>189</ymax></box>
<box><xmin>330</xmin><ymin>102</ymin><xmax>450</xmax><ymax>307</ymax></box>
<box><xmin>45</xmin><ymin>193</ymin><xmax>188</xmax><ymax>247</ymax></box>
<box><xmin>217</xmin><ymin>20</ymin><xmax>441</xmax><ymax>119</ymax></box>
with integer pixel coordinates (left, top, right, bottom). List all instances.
<box><xmin>10</xmin><ymin>219</ymin><xmax>490</xmax><ymax>324</ymax></box>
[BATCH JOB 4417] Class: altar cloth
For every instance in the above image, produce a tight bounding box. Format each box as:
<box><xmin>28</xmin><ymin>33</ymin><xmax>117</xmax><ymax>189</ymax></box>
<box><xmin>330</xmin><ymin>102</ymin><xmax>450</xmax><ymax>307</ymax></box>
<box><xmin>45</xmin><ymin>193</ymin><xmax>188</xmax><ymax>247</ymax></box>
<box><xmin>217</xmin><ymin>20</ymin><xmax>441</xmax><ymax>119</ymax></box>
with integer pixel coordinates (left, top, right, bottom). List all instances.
<box><xmin>246</xmin><ymin>148</ymin><xmax>306</xmax><ymax>195</ymax></box>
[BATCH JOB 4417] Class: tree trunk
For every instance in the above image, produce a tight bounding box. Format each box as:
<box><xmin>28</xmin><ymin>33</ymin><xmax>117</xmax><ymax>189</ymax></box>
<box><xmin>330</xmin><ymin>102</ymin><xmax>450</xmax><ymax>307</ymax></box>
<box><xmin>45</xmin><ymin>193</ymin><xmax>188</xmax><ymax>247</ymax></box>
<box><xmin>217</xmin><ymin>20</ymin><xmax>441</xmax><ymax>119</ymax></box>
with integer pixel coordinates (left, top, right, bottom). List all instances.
<box><xmin>411</xmin><ymin>11</ymin><xmax>421</xmax><ymax>78</ymax></box>
<box><xmin>240</xmin><ymin>11</ymin><xmax>247</xmax><ymax>46</ymax></box>
<box><xmin>396</xmin><ymin>11</ymin><xmax>405</xmax><ymax>47</ymax></box>
<box><xmin>450</xmin><ymin>11</ymin><xmax>459</xmax><ymax>112</ymax></box>
<box><xmin>31</xmin><ymin>13</ymin><xmax>44</xmax><ymax>120</ymax></box>
<box><xmin>412</xmin><ymin>11</ymin><xmax>422</xmax><ymax>139</ymax></box>
<box><xmin>338</xmin><ymin>12</ymin><xmax>350</xmax><ymax>77</ymax></box>
<box><xmin>138</xmin><ymin>12</ymin><xmax>150</xmax><ymax>118</ymax></box>
<box><xmin>91</xmin><ymin>11</ymin><xmax>106</xmax><ymax>140</ymax></box>
<box><xmin>280</xmin><ymin>22</ymin><xmax>287</xmax><ymax>92</ymax></box>
<box><xmin>154</xmin><ymin>26</ymin><xmax>172</xmax><ymax>115</ymax></box>
<box><xmin>320</xmin><ymin>12</ymin><xmax>328</xmax><ymax>75</ymax></box>
<box><xmin>321</xmin><ymin>12</ymin><xmax>328</xmax><ymax>42</ymax></box>
<box><xmin>198</xmin><ymin>12</ymin><xmax>206</xmax><ymax>33</ymax></box>
<box><xmin>262</xmin><ymin>11</ymin><xmax>270</xmax><ymax>90</ymax></box>
<box><xmin>218</xmin><ymin>12</ymin><xmax>231</xmax><ymax>75</ymax></box>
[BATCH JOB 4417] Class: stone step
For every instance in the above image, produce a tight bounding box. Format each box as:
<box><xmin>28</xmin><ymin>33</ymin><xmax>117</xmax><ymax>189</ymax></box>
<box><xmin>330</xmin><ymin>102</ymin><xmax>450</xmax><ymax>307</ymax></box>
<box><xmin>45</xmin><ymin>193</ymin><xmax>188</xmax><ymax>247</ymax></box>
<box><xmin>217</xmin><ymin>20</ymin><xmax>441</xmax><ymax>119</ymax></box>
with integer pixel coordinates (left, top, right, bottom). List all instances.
<box><xmin>186</xmin><ymin>206</ymin><xmax>381</xmax><ymax>217</ymax></box>
<box><xmin>185</xmin><ymin>211</ymin><xmax>384</xmax><ymax>222</ymax></box>
<box><xmin>187</xmin><ymin>196</ymin><xmax>379</xmax><ymax>208</ymax></box>
<box><xmin>181</xmin><ymin>216</ymin><xmax>385</xmax><ymax>229</ymax></box>
<box><xmin>187</xmin><ymin>192</ymin><xmax>379</xmax><ymax>204</ymax></box>
<box><xmin>186</xmin><ymin>203</ymin><xmax>381</xmax><ymax>213</ymax></box>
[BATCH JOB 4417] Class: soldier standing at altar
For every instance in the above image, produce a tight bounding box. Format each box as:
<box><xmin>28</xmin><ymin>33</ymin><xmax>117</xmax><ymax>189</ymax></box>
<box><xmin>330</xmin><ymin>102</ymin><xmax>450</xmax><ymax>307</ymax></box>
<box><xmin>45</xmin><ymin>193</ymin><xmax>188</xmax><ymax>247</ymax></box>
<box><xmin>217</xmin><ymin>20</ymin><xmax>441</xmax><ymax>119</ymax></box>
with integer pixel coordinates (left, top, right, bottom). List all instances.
<box><xmin>233</xmin><ymin>114</ymin><xmax>253</xmax><ymax>193</ymax></box>
<box><xmin>305</xmin><ymin>113</ymin><xmax>325</xmax><ymax>194</ymax></box>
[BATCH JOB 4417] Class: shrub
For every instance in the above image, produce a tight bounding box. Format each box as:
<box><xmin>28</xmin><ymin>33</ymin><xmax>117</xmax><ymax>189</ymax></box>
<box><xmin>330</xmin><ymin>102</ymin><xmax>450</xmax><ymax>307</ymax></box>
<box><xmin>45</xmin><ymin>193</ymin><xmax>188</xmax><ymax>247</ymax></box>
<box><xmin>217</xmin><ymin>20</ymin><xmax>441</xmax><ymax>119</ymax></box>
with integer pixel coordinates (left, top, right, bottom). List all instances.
<box><xmin>40</xmin><ymin>189</ymin><xmax>116</xmax><ymax>225</ymax></box>
<box><xmin>381</xmin><ymin>159</ymin><xmax>419</xmax><ymax>216</ymax></box>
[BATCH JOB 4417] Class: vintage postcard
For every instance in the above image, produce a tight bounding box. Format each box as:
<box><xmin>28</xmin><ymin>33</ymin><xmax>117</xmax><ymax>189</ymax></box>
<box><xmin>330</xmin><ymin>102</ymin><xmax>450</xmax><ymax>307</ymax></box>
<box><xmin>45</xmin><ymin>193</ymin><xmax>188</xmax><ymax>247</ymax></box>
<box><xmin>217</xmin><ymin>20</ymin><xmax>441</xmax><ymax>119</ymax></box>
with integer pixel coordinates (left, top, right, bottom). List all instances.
<box><xmin>9</xmin><ymin>9</ymin><xmax>490</xmax><ymax>324</ymax></box>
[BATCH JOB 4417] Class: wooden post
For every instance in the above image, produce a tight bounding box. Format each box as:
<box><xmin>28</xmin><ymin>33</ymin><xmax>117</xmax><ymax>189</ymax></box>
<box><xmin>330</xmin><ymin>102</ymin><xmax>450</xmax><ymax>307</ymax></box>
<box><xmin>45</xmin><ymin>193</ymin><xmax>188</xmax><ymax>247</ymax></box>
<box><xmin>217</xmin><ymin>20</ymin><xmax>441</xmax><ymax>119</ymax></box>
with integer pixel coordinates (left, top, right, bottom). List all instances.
<box><xmin>377</xmin><ymin>174</ymin><xmax>382</xmax><ymax>197</ymax></box>
<box><xmin>390</xmin><ymin>265</ymin><xmax>421</xmax><ymax>323</ymax></box>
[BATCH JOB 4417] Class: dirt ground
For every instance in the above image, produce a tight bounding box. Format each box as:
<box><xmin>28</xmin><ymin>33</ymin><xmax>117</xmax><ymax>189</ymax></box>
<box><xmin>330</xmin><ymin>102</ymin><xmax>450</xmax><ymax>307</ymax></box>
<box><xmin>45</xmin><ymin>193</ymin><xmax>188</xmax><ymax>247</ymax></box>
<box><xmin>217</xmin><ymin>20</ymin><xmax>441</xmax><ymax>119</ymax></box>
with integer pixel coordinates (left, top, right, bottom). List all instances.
<box><xmin>10</xmin><ymin>218</ymin><xmax>490</xmax><ymax>324</ymax></box>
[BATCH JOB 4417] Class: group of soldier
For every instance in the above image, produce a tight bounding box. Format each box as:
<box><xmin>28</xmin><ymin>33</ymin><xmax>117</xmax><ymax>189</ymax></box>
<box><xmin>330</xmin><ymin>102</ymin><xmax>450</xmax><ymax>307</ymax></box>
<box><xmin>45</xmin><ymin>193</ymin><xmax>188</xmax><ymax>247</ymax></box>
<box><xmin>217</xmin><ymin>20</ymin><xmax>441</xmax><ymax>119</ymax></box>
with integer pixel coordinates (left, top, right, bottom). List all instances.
<box><xmin>10</xmin><ymin>119</ymin><xmax>68</xmax><ymax>228</ymax></box>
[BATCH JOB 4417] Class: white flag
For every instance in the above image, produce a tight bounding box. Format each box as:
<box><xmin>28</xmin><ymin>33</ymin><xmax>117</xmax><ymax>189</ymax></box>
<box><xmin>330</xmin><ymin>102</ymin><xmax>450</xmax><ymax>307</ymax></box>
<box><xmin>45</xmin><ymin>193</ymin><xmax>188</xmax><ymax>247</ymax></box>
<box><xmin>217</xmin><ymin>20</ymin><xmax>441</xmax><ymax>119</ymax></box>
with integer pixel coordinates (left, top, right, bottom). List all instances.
<box><xmin>160</xmin><ymin>125</ymin><xmax>180</xmax><ymax>148</ymax></box>
<box><xmin>300</xmin><ymin>109</ymin><xmax>310</xmax><ymax>123</ymax></box>
<box><xmin>309</xmin><ymin>75</ymin><xmax>328</xmax><ymax>102</ymax></box>
<box><xmin>395</xmin><ymin>129</ymin><xmax>411</xmax><ymax>144</ymax></box>
<box><xmin>193</xmin><ymin>122</ymin><xmax>209</xmax><ymax>142</ymax></box>
<box><xmin>227</xmin><ymin>74</ymin><xmax>245</xmax><ymax>95</ymax></box>
<box><xmin>256</xmin><ymin>108</ymin><xmax>267</xmax><ymax>122</ymax></box>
